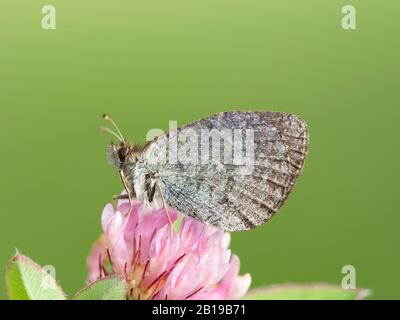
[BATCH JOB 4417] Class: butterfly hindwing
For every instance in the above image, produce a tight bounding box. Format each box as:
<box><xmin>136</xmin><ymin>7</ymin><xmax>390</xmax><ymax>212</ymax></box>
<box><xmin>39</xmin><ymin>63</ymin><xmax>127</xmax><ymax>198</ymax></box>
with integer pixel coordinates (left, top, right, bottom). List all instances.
<box><xmin>139</xmin><ymin>111</ymin><xmax>308</xmax><ymax>231</ymax></box>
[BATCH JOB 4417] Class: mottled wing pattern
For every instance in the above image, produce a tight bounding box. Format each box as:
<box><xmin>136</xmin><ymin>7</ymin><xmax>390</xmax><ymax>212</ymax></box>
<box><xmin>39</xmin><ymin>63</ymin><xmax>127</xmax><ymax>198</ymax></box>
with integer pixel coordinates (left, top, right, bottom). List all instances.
<box><xmin>141</xmin><ymin>111</ymin><xmax>308</xmax><ymax>231</ymax></box>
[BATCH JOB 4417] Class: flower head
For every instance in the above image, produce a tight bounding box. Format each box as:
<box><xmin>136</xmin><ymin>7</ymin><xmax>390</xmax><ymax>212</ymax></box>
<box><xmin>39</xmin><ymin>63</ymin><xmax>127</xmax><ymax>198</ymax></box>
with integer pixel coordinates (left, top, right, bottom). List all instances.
<box><xmin>87</xmin><ymin>201</ymin><xmax>251</xmax><ymax>300</ymax></box>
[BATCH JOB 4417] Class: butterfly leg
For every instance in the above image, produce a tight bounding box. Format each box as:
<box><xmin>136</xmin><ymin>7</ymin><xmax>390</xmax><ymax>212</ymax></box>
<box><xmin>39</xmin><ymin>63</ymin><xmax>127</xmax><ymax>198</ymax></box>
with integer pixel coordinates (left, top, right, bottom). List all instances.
<box><xmin>144</xmin><ymin>173</ymin><xmax>156</xmax><ymax>203</ymax></box>
<box><xmin>111</xmin><ymin>194</ymin><xmax>130</xmax><ymax>211</ymax></box>
<box><xmin>155</xmin><ymin>179</ymin><xmax>175</xmax><ymax>233</ymax></box>
<box><xmin>143</xmin><ymin>168</ymin><xmax>175</xmax><ymax>233</ymax></box>
<box><xmin>119</xmin><ymin>170</ymin><xmax>134</xmax><ymax>216</ymax></box>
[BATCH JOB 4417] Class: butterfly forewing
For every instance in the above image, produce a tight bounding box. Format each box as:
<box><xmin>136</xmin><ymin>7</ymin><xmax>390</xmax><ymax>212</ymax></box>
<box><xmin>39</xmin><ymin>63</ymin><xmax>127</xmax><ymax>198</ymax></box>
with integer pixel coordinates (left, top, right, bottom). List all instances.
<box><xmin>140</xmin><ymin>111</ymin><xmax>308</xmax><ymax>231</ymax></box>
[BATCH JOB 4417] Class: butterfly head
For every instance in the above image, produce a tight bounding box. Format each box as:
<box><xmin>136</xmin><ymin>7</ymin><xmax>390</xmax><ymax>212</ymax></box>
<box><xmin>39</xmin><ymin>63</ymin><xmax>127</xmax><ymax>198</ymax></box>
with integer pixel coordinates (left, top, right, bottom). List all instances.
<box><xmin>106</xmin><ymin>142</ymin><xmax>129</xmax><ymax>169</ymax></box>
<box><xmin>100</xmin><ymin>113</ymin><xmax>139</xmax><ymax>170</ymax></box>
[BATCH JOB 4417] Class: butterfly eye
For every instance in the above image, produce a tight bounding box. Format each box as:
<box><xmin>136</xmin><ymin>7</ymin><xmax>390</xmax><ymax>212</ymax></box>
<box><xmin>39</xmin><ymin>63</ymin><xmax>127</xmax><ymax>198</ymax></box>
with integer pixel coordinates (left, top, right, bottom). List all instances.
<box><xmin>117</xmin><ymin>147</ymin><xmax>127</xmax><ymax>162</ymax></box>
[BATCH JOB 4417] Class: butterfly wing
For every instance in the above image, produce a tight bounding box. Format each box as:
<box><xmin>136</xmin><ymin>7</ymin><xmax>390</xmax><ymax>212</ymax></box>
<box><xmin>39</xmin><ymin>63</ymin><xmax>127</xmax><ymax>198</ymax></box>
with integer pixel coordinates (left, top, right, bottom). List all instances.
<box><xmin>139</xmin><ymin>111</ymin><xmax>308</xmax><ymax>231</ymax></box>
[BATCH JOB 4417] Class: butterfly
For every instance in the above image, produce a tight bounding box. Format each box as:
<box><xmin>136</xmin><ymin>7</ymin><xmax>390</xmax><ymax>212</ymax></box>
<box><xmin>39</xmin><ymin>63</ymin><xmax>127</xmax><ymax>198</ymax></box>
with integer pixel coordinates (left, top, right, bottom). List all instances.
<box><xmin>101</xmin><ymin>110</ymin><xmax>308</xmax><ymax>231</ymax></box>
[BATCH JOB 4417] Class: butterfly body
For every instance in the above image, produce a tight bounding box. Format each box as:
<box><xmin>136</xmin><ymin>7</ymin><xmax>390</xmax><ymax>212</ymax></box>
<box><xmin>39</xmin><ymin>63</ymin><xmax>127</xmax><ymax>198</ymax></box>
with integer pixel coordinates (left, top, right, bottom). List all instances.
<box><xmin>105</xmin><ymin>111</ymin><xmax>309</xmax><ymax>231</ymax></box>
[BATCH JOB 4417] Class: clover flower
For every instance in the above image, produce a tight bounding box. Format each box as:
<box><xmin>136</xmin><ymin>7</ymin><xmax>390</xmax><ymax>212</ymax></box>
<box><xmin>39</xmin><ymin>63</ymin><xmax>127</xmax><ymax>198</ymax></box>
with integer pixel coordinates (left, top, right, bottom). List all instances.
<box><xmin>87</xmin><ymin>200</ymin><xmax>251</xmax><ymax>300</ymax></box>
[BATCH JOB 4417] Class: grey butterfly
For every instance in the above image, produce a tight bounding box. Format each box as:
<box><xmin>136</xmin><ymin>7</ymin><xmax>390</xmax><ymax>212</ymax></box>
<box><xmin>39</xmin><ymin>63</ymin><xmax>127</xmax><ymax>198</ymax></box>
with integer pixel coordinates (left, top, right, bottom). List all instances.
<box><xmin>102</xmin><ymin>111</ymin><xmax>308</xmax><ymax>232</ymax></box>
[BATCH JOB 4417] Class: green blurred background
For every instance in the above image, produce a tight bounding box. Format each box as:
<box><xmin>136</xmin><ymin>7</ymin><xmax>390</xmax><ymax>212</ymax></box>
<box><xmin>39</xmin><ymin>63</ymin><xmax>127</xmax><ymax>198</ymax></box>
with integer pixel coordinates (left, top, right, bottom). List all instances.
<box><xmin>0</xmin><ymin>0</ymin><xmax>399</xmax><ymax>299</ymax></box>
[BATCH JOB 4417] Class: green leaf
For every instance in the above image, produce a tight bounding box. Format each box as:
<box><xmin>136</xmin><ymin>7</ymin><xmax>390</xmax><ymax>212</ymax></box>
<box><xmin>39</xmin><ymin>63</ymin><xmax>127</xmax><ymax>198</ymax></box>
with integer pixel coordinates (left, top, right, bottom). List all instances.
<box><xmin>74</xmin><ymin>276</ymin><xmax>127</xmax><ymax>300</ymax></box>
<box><xmin>243</xmin><ymin>283</ymin><xmax>370</xmax><ymax>300</ymax></box>
<box><xmin>6</xmin><ymin>251</ymin><xmax>66</xmax><ymax>300</ymax></box>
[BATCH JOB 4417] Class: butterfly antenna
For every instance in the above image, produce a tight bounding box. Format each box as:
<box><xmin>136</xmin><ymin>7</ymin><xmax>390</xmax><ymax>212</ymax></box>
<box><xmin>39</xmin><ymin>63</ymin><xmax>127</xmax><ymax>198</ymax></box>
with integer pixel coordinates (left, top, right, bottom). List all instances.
<box><xmin>98</xmin><ymin>126</ymin><xmax>124</xmax><ymax>142</ymax></box>
<box><xmin>102</xmin><ymin>113</ymin><xmax>126</xmax><ymax>143</ymax></box>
